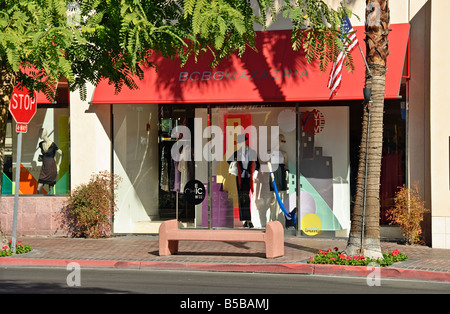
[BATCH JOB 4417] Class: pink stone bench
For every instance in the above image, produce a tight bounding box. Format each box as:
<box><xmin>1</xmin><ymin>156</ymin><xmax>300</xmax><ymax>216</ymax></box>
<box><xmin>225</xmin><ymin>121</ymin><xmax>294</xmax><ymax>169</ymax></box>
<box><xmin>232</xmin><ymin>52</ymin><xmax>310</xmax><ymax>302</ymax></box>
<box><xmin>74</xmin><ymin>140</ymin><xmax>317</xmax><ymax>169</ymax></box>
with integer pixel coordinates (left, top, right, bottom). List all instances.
<box><xmin>158</xmin><ymin>219</ymin><xmax>284</xmax><ymax>258</ymax></box>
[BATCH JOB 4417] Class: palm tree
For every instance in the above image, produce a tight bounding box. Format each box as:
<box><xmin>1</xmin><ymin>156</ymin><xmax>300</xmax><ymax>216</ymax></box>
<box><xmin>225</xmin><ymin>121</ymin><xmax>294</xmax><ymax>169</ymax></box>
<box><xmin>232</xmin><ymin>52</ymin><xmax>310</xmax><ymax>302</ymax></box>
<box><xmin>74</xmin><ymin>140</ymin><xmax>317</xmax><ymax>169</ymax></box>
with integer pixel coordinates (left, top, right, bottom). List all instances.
<box><xmin>345</xmin><ymin>0</ymin><xmax>390</xmax><ymax>258</ymax></box>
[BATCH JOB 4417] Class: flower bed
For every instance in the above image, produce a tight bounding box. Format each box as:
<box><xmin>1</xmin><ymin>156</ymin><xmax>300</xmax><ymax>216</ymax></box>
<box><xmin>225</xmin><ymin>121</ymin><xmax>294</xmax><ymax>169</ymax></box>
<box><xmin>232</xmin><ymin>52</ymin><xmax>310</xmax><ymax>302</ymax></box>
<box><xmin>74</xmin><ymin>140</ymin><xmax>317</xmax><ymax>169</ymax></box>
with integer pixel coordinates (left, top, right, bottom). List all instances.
<box><xmin>307</xmin><ymin>248</ymin><xmax>408</xmax><ymax>267</ymax></box>
<box><xmin>1</xmin><ymin>240</ymin><xmax>32</xmax><ymax>257</ymax></box>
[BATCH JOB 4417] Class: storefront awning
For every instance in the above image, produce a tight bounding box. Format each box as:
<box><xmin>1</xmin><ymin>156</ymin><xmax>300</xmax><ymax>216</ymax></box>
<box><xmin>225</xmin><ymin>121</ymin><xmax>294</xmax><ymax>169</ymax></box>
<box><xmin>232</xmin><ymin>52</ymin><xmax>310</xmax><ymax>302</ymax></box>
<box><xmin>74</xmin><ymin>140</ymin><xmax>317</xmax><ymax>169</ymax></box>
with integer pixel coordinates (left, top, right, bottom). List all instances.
<box><xmin>92</xmin><ymin>23</ymin><xmax>410</xmax><ymax>104</ymax></box>
<box><xmin>35</xmin><ymin>81</ymin><xmax>69</xmax><ymax>106</ymax></box>
<box><xmin>36</xmin><ymin>92</ymin><xmax>52</xmax><ymax>104</ymax></box>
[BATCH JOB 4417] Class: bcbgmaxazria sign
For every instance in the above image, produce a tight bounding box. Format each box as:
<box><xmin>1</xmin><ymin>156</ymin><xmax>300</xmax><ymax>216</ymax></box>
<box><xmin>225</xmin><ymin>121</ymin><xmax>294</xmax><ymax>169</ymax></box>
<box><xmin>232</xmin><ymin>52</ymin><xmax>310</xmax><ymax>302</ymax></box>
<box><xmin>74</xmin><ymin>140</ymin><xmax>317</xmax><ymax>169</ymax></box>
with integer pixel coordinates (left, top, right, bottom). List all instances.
<box><xmin>178</xmin><ymin>68</ymin><xmax>309</xmax><ymax>82</ymax></box>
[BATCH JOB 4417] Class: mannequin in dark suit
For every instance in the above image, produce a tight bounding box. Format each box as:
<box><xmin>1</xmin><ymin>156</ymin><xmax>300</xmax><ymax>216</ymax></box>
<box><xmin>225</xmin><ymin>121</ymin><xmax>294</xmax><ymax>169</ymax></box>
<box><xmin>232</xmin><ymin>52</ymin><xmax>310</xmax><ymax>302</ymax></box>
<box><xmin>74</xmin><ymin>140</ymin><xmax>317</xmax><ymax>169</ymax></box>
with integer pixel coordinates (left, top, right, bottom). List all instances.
<box><xmin>229</xmin><ymin>134</ymin><xmax>260</xmax><ymax>228</ymax></box>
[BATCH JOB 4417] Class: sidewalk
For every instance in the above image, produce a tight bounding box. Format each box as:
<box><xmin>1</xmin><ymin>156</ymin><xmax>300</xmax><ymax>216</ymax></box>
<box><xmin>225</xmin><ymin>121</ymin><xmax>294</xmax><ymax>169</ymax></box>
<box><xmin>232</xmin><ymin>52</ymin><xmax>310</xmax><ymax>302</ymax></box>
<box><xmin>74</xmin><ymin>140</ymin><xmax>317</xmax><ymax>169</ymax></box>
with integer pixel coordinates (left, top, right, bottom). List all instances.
<box><xmin>1</xmin><ymin>234</ymin><xmax>450</xmax><ymax>282</ymax></box>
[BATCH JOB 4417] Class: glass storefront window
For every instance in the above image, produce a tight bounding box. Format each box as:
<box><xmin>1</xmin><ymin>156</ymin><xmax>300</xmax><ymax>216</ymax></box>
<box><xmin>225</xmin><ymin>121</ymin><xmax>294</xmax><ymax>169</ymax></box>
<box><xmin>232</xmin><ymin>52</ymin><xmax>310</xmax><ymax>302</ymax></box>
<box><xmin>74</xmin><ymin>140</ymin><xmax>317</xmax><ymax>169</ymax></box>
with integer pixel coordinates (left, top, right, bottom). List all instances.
<box><xmin>112</xmin><ymin>103</ymin><xmax>351</xmax><ymax>235</ymax></box>
<box><xmin>210</xmin><ymin>105</ymin><xmax>298</xmax><ymax>229</ymax></box>
<box><xmin>298</xmin><ymin>106</ymin><xmax>350</xmax><ymax>236</ymax></box>
<box><xmin>1</xmin><ymin>104</ymin><xmax>70</xmax><ymax>195</ymax></box>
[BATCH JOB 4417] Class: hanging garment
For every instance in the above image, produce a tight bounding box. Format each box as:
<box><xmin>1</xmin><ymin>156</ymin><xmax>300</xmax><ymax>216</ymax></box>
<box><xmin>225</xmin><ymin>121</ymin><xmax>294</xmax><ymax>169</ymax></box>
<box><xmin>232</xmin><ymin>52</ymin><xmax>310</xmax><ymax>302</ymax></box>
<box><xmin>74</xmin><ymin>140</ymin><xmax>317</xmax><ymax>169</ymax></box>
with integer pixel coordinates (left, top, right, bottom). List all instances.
<box><xmin>160</xmin><ymin>146</ymin><xmax>170</xmax><ymax>191</ymax></box>
<box><xmin>178</xmin><ymin>145</ymin><xmax>194</xmax><ymax>193</ymax></box>
<box><xmin>269</xmin><ymin>150</ymin><xmax>288</xmax><ymax>192</ymax></box>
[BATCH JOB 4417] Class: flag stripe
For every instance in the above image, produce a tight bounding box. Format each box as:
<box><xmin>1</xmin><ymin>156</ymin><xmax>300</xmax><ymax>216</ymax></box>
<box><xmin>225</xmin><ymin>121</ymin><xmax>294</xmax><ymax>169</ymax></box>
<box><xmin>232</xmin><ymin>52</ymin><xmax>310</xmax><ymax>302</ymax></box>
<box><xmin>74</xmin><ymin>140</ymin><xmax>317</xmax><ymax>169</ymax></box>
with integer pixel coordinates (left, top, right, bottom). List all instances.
<box><xmin>328</xmin><ymin>15</ymin><xmax>358</xmax><ymax>99</ymax></box>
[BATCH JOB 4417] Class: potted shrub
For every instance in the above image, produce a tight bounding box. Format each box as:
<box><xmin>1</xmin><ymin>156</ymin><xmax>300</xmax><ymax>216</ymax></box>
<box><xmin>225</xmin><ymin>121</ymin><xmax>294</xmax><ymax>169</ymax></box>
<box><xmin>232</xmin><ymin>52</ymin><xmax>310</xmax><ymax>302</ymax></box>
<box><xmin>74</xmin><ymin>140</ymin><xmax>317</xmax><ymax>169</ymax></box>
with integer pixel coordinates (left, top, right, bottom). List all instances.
<box><xmin>386</xmin><ymin>184</ymin><xmax>429</xmax><ymax>245</ymax></box>
<box><xmin>62</xmin><ymin>171</ymin><xmax>122</xmax><ymax>238</ymax></box>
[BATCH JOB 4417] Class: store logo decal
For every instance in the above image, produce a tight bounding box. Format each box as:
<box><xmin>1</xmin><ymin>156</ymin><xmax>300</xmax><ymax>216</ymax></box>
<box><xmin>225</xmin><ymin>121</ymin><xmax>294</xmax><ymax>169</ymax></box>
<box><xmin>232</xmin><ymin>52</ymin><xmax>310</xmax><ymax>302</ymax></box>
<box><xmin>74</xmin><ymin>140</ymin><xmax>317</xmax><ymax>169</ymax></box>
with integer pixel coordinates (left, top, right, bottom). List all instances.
<box><xmin>178</xmin><ymin>68</ymin><xmax>309</xmax><ymax>82</ymax></box>
<box><xmin>301</xmin><ymin>109</ymin><xmax>325</xmax><ymax>135</ymax></box>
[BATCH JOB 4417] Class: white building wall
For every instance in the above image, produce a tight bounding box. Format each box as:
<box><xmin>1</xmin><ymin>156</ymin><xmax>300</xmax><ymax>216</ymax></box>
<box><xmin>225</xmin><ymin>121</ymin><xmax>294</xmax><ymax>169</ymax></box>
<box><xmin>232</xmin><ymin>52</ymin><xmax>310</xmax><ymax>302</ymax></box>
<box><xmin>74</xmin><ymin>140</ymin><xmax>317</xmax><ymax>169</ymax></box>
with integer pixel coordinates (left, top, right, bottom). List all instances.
<box><xmin>429</xmin><ymin>0</ymin><xmax>450</xmax><ymax>249</ymax></box>
<box><xmin>69</xmin><ymin>83</ymin><xmax>112</xmax><ymax>188</ymax></box>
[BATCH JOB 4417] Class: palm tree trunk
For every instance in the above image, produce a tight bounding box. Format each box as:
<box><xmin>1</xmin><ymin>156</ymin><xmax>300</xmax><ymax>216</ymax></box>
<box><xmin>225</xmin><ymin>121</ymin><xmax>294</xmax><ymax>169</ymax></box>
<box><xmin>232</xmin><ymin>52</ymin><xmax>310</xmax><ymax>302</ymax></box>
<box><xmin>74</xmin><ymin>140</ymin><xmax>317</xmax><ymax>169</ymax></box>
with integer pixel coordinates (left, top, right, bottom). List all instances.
<box><xmin>345</xmin><ymin>0</ymin><xmax>390</xmax><ymax>259</ymax></box>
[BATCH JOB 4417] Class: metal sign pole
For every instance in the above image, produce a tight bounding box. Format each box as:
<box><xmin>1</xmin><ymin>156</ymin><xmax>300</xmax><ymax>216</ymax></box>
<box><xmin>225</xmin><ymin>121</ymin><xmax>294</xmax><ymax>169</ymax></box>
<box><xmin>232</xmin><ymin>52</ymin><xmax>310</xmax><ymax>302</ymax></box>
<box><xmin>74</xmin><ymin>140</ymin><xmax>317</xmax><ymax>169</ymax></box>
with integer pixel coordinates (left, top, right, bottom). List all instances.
<box><xmin>11</xmin><ymin>130</ymin><xmax>23</xmax><ymax>253</ymax></box>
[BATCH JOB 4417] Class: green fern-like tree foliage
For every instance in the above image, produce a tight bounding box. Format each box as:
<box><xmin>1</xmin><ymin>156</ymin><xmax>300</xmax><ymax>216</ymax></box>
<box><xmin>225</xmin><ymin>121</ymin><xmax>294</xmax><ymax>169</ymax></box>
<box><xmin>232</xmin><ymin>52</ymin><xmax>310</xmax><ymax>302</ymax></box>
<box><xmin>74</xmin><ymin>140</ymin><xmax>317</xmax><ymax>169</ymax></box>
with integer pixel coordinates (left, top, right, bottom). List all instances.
<box><xmin>281</xmin><ymin>0</ymin><xmax>358</xmax><ymax>72</ymax></box>
<box><xmin>0</xmin><ymin>0</ymin><xmax>76</xmax><ymax>97</ymax></box>
<box><xmin>0</xmin><ymin>0</ymin><xmax>79</xmax><ymax>247</ymax></box>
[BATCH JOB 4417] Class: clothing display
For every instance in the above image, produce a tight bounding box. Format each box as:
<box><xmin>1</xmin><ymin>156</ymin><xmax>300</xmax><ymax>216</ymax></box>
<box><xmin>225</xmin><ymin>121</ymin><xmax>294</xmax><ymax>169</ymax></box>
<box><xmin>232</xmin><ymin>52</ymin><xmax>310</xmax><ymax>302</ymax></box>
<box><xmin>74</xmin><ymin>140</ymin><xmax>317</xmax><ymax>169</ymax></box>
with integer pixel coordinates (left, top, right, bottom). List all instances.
<box><xmin>160</xmin><ymin>146</ymin><xmax>170</xmax><ymax>191</ymax></box>
<box><xmin>178</xmin><ymin>145</ymin><xmax>194</xmax><ymax>193</ymax></box>
<box><xmin>230</xmin><ymin>145</ymin><xmax>260</xmax><ymax>222</ymax></box>
<box><xmin>38</xmin><ymin>141</ymin><xmax>59</xmax><ymax>186</ymax></box>
<box><xmin>269</xmin><ymin>163</ymin><xmax>288</xmax><ymax>191</ymax></box>
<box><xmin>269</xmin><ymin>150</ymin><xmax>288</xmax><ymax>192</ymax></box>
<box><xmin>159</xmin><ymin>141</ymin><xmax>193</xmax><ymax>193</ymax></box>
<box><xmin>173</xmin><ymin>160</ymin><xmax>181</xmax><ymax>192</ymax></box>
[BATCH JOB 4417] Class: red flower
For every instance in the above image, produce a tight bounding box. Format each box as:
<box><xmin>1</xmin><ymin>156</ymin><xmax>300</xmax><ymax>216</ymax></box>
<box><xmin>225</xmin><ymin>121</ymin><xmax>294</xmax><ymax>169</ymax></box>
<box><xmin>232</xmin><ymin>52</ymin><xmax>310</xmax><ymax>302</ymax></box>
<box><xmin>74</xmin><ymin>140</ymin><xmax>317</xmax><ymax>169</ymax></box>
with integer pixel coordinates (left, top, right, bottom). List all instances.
<box><xmin>2</xmin><ymin>245</ymin><xmax>8</xmax><ymax>250</ymax></box>
<box><xmin>392</xmin><ymin>249</ymin><xmax>400</xmax><ymax>257</ymax></box>
<box><xmin>338</xmin><ymin>254</ymin><xmax>345</xmax><ymax>259</ymax></box>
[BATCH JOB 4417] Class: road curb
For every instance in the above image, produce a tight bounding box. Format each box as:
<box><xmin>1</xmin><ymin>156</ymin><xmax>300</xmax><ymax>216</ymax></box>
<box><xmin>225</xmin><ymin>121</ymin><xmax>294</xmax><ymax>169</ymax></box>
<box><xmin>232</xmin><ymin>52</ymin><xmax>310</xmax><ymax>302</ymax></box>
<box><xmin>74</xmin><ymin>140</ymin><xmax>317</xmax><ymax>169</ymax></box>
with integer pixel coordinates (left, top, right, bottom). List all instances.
<box><xmin>310</xmin><ymin>263</ymin><xmax>450</xmax><ymax>282</ymax></box>
<box><xmin>1</xmin><ymin>257</ymin><xmax>450</xmax><ymax>282</ymax></box>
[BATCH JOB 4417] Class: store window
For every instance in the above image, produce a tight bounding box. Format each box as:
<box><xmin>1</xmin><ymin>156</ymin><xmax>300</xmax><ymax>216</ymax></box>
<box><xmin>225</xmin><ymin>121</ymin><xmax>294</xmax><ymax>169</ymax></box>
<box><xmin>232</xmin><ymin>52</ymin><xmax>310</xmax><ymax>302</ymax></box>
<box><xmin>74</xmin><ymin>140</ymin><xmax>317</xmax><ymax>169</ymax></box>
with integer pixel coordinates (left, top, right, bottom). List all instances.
<box><xmin>380</xmin><ymin>101</ymin><xmax>406</xmax><ymax>224</ymax></box>
<box><xmin>298</xmin><ymin>106</ymin><xmax>350</xmax><ymax>236</ymax></box>
<box><xmin>112</xmin><ymin>103</ymin><xmax>350</xmax><ymax>235</ymax></box>
<box><xmin>209</xmin><ymin>105</ymin><xmax>298</xmax><ymax>229</ymax></box>
<box><xmin>1</xmin><ymin>102</ymin><xmax>70</xmax><ymax>195</ymax></box>
<box><xmin>112</xmin><ymin>104</ymin><xmax>206</xmax><ymax>233</ymax></box>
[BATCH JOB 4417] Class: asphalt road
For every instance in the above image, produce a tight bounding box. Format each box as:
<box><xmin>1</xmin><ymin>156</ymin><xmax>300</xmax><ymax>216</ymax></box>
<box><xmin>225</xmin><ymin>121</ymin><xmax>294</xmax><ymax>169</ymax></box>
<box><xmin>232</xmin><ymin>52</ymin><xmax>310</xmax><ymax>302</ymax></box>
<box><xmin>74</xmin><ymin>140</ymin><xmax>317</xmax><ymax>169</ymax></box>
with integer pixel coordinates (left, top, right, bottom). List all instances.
<box><xmin>1</xmin><ymin>266</ymin><xmax>449</xmax><ymax>296</ymax></box>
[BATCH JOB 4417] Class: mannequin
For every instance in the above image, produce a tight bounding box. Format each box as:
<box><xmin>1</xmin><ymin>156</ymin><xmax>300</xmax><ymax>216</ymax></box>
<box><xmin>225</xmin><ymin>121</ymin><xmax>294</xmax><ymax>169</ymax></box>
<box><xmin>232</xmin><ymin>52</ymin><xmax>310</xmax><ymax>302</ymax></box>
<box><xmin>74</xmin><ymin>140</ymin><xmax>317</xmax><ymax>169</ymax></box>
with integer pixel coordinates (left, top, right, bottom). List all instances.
<box><xmin>269</xmin><ymin>133</ymin><xmax>289</xmax><ymax>222</ymax></box>
<box><xmin>229</xmin><ymin>134</ymin><xmax>260</xmax><ymax>228</ymax></box>
<box><xmin>37</xmin><ymin>128</ymin><xmax>63</xmax><ymax>194</ymax></box>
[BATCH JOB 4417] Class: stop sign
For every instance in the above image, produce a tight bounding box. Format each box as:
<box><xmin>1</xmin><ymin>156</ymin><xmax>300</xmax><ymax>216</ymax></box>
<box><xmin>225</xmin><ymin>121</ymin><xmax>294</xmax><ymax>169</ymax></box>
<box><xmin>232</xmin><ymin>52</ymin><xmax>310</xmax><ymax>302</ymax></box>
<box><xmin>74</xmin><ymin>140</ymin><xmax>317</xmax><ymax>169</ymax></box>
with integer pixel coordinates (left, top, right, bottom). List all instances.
<box><xmin>9</xmin><ymin>85</ymin><xmax>37</xmax><ymax>124</ymax></box>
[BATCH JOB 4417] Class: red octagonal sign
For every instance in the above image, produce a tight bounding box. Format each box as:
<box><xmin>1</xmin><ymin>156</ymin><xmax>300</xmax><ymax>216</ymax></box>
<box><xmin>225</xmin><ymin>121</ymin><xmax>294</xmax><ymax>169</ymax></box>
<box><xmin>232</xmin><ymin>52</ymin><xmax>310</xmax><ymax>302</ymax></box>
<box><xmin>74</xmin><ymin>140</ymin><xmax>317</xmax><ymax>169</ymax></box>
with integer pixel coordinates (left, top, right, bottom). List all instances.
<box><xmin>10</xmin><ymin>85</ymin><xmax>37</xmax><ymax>125</ymax></box>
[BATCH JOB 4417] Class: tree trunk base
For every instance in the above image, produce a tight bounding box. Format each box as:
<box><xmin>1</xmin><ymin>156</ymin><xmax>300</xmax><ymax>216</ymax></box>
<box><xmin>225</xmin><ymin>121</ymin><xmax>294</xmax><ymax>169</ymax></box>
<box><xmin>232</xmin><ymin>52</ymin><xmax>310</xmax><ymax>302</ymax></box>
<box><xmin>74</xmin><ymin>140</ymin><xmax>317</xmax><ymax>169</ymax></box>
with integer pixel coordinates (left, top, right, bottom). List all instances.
<box><xmin>345</xmin><ymin>237</ymin><xmax>383</xmax><ymax>259</ymax></box>
<box><xmin>0</xmin><ymin>229</ymin><xmax>7</xmax><ymax>248</ymax></box>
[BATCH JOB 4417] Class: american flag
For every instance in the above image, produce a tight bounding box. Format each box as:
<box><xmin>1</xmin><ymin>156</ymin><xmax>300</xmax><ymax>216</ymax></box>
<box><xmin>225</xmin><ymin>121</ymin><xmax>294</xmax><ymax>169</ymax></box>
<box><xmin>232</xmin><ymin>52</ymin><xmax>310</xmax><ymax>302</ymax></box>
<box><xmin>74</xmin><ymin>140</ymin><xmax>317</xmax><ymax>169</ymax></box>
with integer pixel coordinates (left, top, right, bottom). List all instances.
<box><xmin>328</xmin><ymin>15</ymin><xmax>359</xmax><ymax>99</ymax></box>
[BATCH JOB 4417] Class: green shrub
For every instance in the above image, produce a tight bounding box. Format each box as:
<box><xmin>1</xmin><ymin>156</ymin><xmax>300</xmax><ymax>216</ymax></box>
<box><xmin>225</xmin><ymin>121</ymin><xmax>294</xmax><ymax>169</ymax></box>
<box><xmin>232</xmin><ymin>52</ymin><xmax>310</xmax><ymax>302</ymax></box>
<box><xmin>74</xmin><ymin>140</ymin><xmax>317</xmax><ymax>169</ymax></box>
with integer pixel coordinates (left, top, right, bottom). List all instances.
<box><xmin>62</xmin><ymin>171</ymin><xmax>121</xmax><ymax>238</ymax></box>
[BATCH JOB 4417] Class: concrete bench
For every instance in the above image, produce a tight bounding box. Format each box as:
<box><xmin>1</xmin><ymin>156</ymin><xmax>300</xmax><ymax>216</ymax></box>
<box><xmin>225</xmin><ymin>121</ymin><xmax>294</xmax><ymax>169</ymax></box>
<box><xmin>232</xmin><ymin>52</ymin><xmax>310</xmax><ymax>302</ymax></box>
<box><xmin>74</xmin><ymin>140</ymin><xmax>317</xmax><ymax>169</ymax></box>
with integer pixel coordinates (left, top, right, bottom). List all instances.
<box><xmin>158</xmin><ymin>219</ymin><xmax>284</xmax><ymax>258</ymax></box>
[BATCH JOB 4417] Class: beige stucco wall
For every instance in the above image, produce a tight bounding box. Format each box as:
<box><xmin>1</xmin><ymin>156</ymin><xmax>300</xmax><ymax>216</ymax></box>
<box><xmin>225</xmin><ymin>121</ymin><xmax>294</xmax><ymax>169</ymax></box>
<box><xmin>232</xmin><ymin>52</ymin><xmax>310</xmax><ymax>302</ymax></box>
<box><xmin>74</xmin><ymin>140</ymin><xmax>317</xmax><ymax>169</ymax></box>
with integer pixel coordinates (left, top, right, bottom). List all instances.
<box><xmin>405</xmin><ymin>0</ymin><xmax>450</xmax><ymax>248</ymax></box>
<box><xmin>69</xmin><ymin>83</ymin><xmax>112</xmax><ymax>188</ymax></box>
<box><xmin>408</xmin><ymin>0</ymin><xmax>431</xmax><ymax>207</ymax></box>
<box><xmin>429</xmin><ymin>0</ymin><xmax>450</xmax><ymax>248</ymax></box>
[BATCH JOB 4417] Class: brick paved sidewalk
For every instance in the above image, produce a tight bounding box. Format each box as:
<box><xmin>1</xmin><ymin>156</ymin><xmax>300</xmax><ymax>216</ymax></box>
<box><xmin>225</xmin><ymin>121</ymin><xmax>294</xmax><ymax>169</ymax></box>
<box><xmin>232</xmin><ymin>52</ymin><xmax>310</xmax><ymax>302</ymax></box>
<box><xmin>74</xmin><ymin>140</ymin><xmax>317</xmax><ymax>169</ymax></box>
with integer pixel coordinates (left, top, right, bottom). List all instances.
<box><xmin>2</xmin><ymin>235</ymin><xmax>450</xmax><ymax>282</ymax></box>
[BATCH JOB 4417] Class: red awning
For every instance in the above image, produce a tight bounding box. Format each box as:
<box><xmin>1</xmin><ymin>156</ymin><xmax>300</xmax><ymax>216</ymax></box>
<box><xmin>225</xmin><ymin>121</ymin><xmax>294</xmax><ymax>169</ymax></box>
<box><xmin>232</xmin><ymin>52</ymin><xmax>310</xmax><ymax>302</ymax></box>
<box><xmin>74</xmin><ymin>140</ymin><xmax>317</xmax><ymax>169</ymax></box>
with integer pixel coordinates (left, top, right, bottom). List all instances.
<box><xmin>36</xmin><ymin>92</ymin><xmax>52</xmax><ymax>104</ymax></box>
<box><xmin>92</xmin><ymin>23</ymin><xmax>410</xmax><ymax>104</ymax></box>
